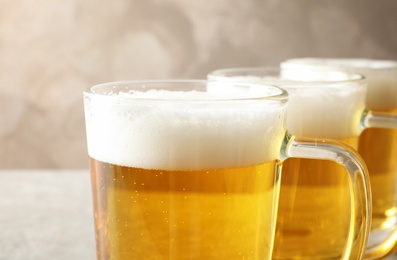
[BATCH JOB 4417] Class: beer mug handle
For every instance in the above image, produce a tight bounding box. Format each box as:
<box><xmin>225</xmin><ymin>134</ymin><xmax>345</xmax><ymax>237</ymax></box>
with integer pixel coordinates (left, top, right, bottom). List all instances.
<box><xmin>281</xmin><ymin>132</ymin><xmax>371</xmax><ymax>260</ymax></box>
<box><xmin>362</xmin><ymin>108</ymin><xmax>397</xmax><ymax>129</ymax></box>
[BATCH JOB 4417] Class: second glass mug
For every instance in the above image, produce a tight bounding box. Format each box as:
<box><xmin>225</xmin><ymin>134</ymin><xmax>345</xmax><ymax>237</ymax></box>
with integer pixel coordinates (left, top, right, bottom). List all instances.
<box><xmin>208</xmin><ymin>68</ymin><xmax>397</xmax><ymax>259</ymax></box>
<box><xmin>281</xmin><ymin>58</ymin><xmax>397</xmax><ymax>259</ymax></box>
<box><xmin>83</xmin><ymin>80</ymin><xmax>370</xmax><ymax>259</ymax></box>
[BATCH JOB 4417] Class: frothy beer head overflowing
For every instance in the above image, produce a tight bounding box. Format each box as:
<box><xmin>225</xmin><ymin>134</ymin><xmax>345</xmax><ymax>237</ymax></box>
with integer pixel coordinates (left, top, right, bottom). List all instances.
<box><xmin>84</xmin><ymin>80</ymin><xmax>287</xmax><ymax>171</ymax></box>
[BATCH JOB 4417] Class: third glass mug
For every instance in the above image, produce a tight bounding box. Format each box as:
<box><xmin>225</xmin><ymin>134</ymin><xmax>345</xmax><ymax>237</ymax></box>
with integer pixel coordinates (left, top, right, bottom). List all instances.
<box><xmin>282</xmin><ymin>58</ymin><xmax>397</xmax><ymax>259</ymax></box>
<box><xmin>83</xmin><ymin>80</ymin><xmax>370</xmax><ymax>259</ymax></box>
<box><xmin>208</xmin><ymin>68</ymin><xmax>397</xmax><ymax>259</ymax></box>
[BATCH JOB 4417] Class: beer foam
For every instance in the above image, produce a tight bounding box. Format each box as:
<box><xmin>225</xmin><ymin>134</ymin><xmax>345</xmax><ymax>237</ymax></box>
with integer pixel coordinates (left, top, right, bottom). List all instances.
<box><xmin>84</xmin><ymin>89</ymin><xmax>287</xmax><ymax>170</ymax></box>
<box><xmin>283</xmin><ymin>58</ymin><xmax>397</xmax><ymax>70</ymax></box>
<box><xmin>210</xmin><ymin>75</ymin><xmax>366</xmax><ymax>139</ymax></box>
<box><xmin>114</xmin><ymin>86</ymin><xmax>279</xmax><ymax>100</ymax></box>
<box><xmin>284</xmin><ymin>84</ymin><xmax>366</xmax><ymax>139</ymax></box>
<box><xmin>282</xmin><ymin>58</ymin><xmax>397</xmax><ymax>110</ymax></box>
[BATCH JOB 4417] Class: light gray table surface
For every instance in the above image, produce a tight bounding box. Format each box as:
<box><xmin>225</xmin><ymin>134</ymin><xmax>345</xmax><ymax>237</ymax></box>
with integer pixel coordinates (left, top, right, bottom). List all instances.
<box><xmin>1</xmin><ymin>170</ymin><xmax>397</xmax><ymax>260</ymax></box>
<box><xmin>0</xmin><ymin>170</ymin><xmax>95</xmax><ymax>260</ymax></box>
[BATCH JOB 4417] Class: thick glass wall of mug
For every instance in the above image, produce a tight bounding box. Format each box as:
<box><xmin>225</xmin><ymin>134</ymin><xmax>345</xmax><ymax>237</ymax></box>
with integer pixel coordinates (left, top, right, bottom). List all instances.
<box><xmin>282</xmin><ymin>59</ymin><xmax>397</xmax><ymax>258</ymax></box>
<box><xmin>83</xmin><ymin>81</ymin><xmax>287</xmax><ymax>259</ymax></box>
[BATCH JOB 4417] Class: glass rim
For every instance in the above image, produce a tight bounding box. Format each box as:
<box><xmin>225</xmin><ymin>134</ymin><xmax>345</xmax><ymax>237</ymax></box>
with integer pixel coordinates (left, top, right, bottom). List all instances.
<box><xmin>283</xmin><ymin>57</ymin><xmax>397</xmax><ymax>71</ymax></box>
<box><xmin>208</xmin><ymin>67</ymin><xmax>366</xmax><ymax>85</ymax></box>
<box><xmin>84</xmin><ymin>79</ymin><xmax>289</xmax><ymax>102</ymax></box>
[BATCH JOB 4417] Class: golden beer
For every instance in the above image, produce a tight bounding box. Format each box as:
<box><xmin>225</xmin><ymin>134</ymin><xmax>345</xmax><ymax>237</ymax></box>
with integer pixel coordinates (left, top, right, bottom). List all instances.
<box><xmin>359</xmin><ymin>76</ymin><xmax>397</xmax><ymax>235</ymax></box>
<box><xmin>273</xmin><ymin>137</ymin><xmax>357</xmax><ymax>259</ymax></box>
<box><xmin>90</xmin><ymin>158</ymin><xmax>281</xmax><ymax>259</ymax></box>
<box><xmin>281</xmin><ymin>58</ymin><xmax>397</xmax><ymax>255</ymax></box>
<box><xmin>84</xmin><ymin>81</ymin><xmax>288</xmax><ymax>259</ymax></box>
<box><xmin>272</xmin><ymin>76</ymin><xmax>366</xmax><ymax>259</ymax></box>
<box><xmin>207</xmin><ymin>68</ymin><xmax>368</xmax><ymax>259</ymax></box>
<box><xmin>359</xmin><ymin>122</ymin><xmax>397</xmax><ymax>231</ymax></box>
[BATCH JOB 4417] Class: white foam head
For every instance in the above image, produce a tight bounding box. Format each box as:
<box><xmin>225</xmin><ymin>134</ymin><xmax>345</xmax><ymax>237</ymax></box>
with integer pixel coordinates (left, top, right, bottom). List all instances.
<box><xmin>282</xmin><ymin>58</ymin><xmax>397</xmax><ymax>110</ymax></box>
<box><xmin>84</xmin><ymin>80</ymin><xmax>287</xmax><ymax>170</ymax></box>
<box><xmin>208</xmin><ymin>68</ymin><xmax>366</xmax><ymax>139</ymax></box>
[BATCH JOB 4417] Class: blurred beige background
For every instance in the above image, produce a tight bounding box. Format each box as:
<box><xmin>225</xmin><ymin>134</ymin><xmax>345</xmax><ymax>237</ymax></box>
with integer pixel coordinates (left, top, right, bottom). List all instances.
<box><xmin>0</xmin><ymin>0</ymin><xmax>396</xmax><ymax>169</ymax></box>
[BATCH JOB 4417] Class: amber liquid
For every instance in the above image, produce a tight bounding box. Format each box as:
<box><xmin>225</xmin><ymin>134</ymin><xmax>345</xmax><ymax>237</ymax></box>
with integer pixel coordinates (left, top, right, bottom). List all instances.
<box><xmin>90</xmin><ymin>158</ymin><xmax>281</xmax><ymax>260</ymax></box>
<box><xmin>359</xmin><ymin>127</ymin><xmax>397</xmax><ymax>231</ymax></box>
<box><xmin>272</xmin><ymin>137</ymin><xmax>357</xmax><ymax>259</ymax></box>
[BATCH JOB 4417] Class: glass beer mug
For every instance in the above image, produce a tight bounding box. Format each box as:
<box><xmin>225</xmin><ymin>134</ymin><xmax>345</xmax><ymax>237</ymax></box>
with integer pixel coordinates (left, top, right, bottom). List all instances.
<box><xmin>207</xmin><ymin>69</ymin><xmax>397</xmax><ymax>259</ymax></box>
<box><xmin>84</xmin><ymin>80</ymin><xmax>370</xmax><ymax>260</ymax></box>
<box><xmin>282</xmin><ymin>58</ymin><xmax>397</xmax><ymax>259</ymax></box>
